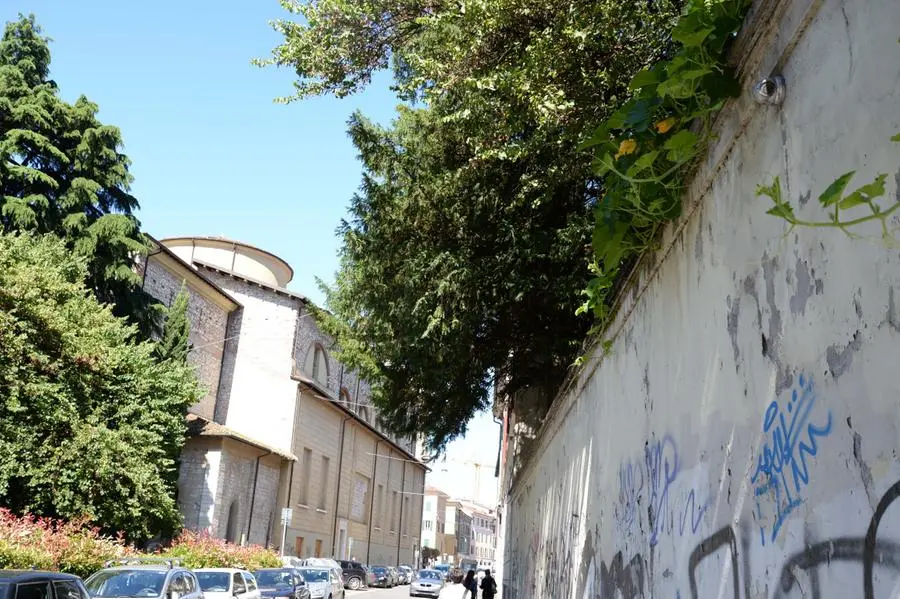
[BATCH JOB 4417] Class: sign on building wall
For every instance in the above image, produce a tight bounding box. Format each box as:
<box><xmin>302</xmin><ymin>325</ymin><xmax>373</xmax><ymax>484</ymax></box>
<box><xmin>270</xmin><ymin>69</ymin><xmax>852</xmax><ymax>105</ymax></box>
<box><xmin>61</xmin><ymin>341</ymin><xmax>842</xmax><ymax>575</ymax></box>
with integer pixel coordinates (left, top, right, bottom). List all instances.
<box><xmin>350</xmin><ymin>474</ymin><xmax>369</xmax><ymax>522</ymax></box>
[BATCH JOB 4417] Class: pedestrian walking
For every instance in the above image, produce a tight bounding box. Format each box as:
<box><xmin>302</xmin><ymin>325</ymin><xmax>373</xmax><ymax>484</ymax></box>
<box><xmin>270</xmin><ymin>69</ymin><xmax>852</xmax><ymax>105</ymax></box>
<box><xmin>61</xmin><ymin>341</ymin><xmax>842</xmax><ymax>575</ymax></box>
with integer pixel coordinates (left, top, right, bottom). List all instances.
<box><xmin>479</xmin><ymin>570</ymin><xmax>497</xmax><ymax>599</ymax></box>
<box><xmin>463</xmin><ymin>570</ymin><xmax>478</xmax><ymax>599</ymax></box>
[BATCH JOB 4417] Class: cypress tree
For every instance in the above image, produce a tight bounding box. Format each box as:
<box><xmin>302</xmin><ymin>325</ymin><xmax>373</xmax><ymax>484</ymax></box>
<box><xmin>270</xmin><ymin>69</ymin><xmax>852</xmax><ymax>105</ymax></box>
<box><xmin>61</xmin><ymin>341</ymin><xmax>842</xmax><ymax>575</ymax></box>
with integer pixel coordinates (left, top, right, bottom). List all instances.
<box><xmin>0</xmin><ymin>14</ymin><xmax>159</xmax><ymax>336</ymax></box>
<box><xmin>156</xmin><ymin>284</ymin><xmax>191</xmax><ymax>363</ymax></box>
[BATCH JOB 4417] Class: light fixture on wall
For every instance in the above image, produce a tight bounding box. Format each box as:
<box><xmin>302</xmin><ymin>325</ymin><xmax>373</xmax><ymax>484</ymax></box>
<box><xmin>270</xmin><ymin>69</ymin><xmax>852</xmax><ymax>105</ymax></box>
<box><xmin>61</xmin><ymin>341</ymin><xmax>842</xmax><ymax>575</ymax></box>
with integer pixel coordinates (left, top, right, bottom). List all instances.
<box><xmin>752</xmin><ymin>74</ymin><xmax>786</xmax><ymax>105</ymax></box>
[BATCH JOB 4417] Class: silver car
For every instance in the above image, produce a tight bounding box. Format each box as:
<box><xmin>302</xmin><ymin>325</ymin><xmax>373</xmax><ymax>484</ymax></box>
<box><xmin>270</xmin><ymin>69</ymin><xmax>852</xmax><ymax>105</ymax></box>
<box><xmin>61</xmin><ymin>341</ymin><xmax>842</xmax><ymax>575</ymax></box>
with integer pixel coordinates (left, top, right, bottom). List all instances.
<box><xmin>409</xmin><ymin>570</ymin><xmax>443</xmax><ymax>598</ymax></box>
<box><xmin>85</xmin><ymin>559</ymin><xmax>202</xmax><ymax>599</ymax></box>
<box><xmin>296</xmin><ymin>568</ymin><xmax>343</xmax><ymax>599</ymax></box>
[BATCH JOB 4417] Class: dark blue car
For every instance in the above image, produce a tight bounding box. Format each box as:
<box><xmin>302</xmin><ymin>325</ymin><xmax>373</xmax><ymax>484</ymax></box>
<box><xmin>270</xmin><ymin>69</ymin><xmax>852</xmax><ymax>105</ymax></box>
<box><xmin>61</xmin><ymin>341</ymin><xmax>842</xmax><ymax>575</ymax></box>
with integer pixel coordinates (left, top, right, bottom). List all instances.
<box><xmin>0</xmin><ymin>570</ymin><xmax>90</xmax><ymax>599</ymax></box>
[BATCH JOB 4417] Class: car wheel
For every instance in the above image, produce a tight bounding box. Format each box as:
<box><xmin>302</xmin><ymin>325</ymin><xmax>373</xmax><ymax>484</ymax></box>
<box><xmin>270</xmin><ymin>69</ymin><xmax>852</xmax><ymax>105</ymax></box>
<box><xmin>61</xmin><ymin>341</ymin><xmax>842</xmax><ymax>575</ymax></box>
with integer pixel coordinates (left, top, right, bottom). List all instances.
<box><xmin>347</xmin><ymin>577</ymin><xmax>361</xmax><ymax>591</ymax></box>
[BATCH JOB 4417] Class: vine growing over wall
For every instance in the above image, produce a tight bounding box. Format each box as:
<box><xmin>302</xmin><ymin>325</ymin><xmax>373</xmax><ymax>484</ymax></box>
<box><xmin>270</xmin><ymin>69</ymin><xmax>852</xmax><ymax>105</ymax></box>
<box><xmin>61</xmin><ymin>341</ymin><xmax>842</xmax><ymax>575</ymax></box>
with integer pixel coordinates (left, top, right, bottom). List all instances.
<box><xmin>760</xmin><ymin>134</ymin><xmax>900</xmax><ymax>243</ymax></box>
<box><xmin>579</xmin><ymin>0</ymin><xmax>751</xmax><ymax>325</ymax></box>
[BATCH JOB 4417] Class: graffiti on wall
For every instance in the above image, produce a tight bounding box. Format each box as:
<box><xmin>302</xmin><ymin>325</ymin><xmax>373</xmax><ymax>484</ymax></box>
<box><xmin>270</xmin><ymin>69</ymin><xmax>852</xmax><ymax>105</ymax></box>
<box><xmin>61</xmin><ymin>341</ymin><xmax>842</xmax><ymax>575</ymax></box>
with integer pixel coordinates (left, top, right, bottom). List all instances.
<box><xmin>569</xmin><ymin>479</ymin><xmax>900</xmax><ymax>599</ymax></box>
<box><xmin>751</xmin><ymin>374</ymin><xmax>833</xmax><ymax>544</ymax></box>
<box><xmin>614</xmin><ymin>435</ymin><xmax>708</xmax><ymax>546</ymax></box>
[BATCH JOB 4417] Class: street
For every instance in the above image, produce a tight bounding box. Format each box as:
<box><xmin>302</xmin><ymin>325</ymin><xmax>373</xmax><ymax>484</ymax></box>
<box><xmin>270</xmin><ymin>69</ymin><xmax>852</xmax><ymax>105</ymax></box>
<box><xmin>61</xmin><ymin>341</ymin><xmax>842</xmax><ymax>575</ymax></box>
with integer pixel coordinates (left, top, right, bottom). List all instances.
<box><xmin>348</xmin><ymin>585</ymin><xmax>418</xmax><ymax>599</ymax></box>
<box><xmin>348</xmin><ymin>583</ymin><xmax>464</xmax><ymax>599</ymax></box>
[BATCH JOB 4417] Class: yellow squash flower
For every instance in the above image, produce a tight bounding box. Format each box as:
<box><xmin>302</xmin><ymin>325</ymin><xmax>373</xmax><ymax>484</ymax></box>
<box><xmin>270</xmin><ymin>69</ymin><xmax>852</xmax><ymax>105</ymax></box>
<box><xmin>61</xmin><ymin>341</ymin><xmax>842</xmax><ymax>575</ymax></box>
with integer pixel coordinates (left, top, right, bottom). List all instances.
<box><xmin>655</xmin><ymin>117</ymin><xmax>676</xmax><ymax>134</ymax></box>
<box><xmin>615</xmin><ymin>138</ymin><xmax>637</xmax><ymax>159</ymax></box>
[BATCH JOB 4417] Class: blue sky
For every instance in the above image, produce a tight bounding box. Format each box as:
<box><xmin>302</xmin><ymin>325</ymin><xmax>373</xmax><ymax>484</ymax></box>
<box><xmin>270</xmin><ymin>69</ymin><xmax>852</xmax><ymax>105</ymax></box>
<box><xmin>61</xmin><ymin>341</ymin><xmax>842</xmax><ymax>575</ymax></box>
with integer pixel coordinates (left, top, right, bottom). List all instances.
<box><xmin>5</xmin><ymin>0</ymin><xmax>399</xmax><ymax>306</ymax></box>
<box><xmin>4</xmin><ymin>2</ymin><xmax>502</xmax><ymax>477</ymax></box>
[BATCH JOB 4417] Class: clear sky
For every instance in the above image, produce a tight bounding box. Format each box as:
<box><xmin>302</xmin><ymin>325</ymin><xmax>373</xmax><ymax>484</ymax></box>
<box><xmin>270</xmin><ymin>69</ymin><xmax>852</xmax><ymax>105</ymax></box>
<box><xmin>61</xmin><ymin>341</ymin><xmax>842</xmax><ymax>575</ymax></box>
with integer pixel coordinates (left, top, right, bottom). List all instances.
<box><xmin>4</xmin><ymin>2</ymin><xmax>502</xmax><ymax>471</ymax></box>
<box><xmin>4</xmin><ymin>0</ymin><xmax>398</xmax><ymax>307</ymax></box>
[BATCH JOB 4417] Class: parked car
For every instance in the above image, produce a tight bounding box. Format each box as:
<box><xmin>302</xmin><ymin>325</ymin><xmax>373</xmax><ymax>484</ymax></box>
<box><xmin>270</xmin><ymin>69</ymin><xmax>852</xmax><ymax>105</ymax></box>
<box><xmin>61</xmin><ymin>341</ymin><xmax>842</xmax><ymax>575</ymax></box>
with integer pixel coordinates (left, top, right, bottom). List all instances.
<box><xmin>393</xmin><ymin>567</ymin><xmax>409</xmax><ymax>585</ymax></box>
<box><xmin>0</xmin><ymin>570</ymin><xmax>90</xmax><ymax>599</ymax></box>
<box><xmin>398</xmin><ymin>566</ymin><xmax>413</xmax><ymax>585</ymax></box>
<box><xmin>409</xmin><ymin>570</ymin><xmax>444</xmax><ymax>598</ymax></box>
<box><xmin>296</xmin><ymin>569</ymin><xmax>342</xmax><ymax>599</ymax></box>
<box><xmin>387</xmin><ymin>568</ymin><xmax>402</xmax><ymax>586</ymax></box>
<box><xmin>85</xmin><ymin>559</ymin><xmax>202</xmax><ymax>599</ymax></box>
<box><xmin>366</xmin><ymin>567</ymin><xmax>392</xmax><ymax>589</ymax></box>
<box><xmin>253</xmin><ymin>569</ymin><xmax>310</xmax><ymax>599</ymax></box>
<box><xmin>194</xmin><ymin>569</ymin><xmax>261</xmax><ymax>599</ymax></box>
<box><xmin>336</xmin><ymin>561</ymin><xmax>367</xmax><ymax>591</ymax></box>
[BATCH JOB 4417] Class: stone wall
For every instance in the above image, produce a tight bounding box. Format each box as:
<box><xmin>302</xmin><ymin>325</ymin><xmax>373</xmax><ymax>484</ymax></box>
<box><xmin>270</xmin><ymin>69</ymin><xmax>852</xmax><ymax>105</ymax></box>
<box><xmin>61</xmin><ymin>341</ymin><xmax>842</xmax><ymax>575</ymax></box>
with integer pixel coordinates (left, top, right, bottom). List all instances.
<box><xmin>141</xmin><ymin>257</ymin><xmax>230</xmax><ymax>419</ymax></box>
<box><xmin>214</xmin><ymin>439</ymin><xmax>283</xmax><ymax>546</ymax></box>
<box><xmin>177</xmin><ymin>437</ymin><xmax>221</xmax><ymax>533</ymax></box>
<box><xmin>502</xmin><ymin>0</ymin><xmax>900</xmax><ymax>597</ymax></box>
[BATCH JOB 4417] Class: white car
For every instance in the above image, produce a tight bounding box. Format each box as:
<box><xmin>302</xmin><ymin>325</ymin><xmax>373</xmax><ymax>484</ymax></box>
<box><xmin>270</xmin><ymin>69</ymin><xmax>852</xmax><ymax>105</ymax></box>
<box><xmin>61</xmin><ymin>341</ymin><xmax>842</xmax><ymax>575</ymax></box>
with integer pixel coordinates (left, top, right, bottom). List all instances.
<box><xmin>194</xmin><ymin>569</ymin><xmax>262</xmax><ymax>599</ymax></box>
<box><xmin>409</xmin><ymin>570</ymin><xmax>444</xmax><ymax>598</ymax></box>
<box><xmin>296</xmin><ymin>568</ymin><xmax>343</xmax><ymax>599</ymax></box>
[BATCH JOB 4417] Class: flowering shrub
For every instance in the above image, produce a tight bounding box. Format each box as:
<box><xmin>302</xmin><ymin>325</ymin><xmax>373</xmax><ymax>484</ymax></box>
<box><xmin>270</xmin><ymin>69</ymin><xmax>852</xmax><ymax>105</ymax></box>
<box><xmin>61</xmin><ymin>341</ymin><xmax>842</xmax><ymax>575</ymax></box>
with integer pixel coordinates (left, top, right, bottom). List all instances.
<box><xmin>162</xmin><ymin>530</ymin><xmax>281</xmax><ymax>570</ymax></box>
<box><xmin>0</xmin><ymin>509</ymin><xmax>133</xmax><ymax>577</ymax></box>
<box><xmin>0</xmin><ymin>510</ymin><xmax>280</xmax><ymax>577</ymax></box>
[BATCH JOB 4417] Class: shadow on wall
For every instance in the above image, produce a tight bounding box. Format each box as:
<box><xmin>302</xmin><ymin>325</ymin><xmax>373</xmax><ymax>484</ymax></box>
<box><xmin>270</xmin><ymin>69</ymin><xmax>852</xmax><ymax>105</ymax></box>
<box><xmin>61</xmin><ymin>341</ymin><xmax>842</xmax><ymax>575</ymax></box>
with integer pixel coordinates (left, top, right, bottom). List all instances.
<box><xmin>508</xmin><ymin>386</ymin><xmax>556</xmax><ymax>481</ymax></box>
<box><xmin>214</xmin><ymin>308</ymin><xmax>243</xmax><ymax>424</ymax></box>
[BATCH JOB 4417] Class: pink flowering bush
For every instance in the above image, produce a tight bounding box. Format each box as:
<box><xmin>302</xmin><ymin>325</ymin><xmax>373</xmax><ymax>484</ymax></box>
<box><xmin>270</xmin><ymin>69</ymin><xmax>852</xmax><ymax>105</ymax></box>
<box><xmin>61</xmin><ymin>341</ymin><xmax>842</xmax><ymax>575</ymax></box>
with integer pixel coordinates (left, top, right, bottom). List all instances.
<box><xmin>162</xmin><ymin>530</ymin><xmax>281</xmax><ymax>570</ymax></box>
<box><xmin>0</xmin><ymin>510</ymin><xmax>280</xmax><ymax>577</ymax></box>
<box><xmin>0</xmin><ymin>509</ymin><xmax>133</xmax><ymax>577</ymax></box>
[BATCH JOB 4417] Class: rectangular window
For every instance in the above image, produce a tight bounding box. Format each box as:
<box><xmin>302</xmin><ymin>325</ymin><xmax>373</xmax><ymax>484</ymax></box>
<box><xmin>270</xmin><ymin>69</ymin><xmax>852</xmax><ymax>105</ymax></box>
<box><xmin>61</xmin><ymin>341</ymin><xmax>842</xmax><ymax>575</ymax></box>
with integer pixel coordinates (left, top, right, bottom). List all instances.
<box><xmin>350</xmin><ymin>474</ymin><xmax>369</xmax><ymax>523</ymax></box>
<box><xmin>315</xmin><ymin>539</ymin><xmax>323</xmax><ymax>557</ymax></box>
<box><xmin>295</xmin><ymin>536</ymin><xmax>304</xmax><ymax>557</ymax></box>
<box><xmin>299</xmin><ymin>448</ymin><xmax>312</xmax><ymax>505</ymax></box>
<box><xmin>390</xmin><ymin>491</ymin><xmax>398</xmax><ymax>531</ymax></box>
<box><xmin>404</xmin><ymin>497</ymin><xmax>410</xmax><ymax>534</ymax></box>
<box><xmin>376</xmin><ymin>484</ymin><xmax>384</xmax><ymax>524</ymax></box>
<box><xmin>424</xmin><ymin>521</ymin><xmax>432</xmax><ymax>530</ymax></box>
<box><xmin>16</xmin><ymin>583</ymin><xmax>50</xmax><ymax>599</ymax></box>
<box><xmin>318</xmin><ymin>456</ymin><xmax>330</xmax><ymax>510</ymax></box>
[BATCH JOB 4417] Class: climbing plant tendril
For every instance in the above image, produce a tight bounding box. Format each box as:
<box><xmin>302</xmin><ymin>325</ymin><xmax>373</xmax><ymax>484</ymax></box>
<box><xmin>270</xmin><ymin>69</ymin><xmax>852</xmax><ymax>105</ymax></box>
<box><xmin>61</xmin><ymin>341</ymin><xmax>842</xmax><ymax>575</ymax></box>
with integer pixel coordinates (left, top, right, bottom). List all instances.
<box><xmin>759</xmin><ymin>134</ymin><xmax>900</xmax><ymax>244</ymax></box>
<box><xmin>578</xmin><ymin>0</ymin><xmax>751</xmax><ymax>328</ymax></box>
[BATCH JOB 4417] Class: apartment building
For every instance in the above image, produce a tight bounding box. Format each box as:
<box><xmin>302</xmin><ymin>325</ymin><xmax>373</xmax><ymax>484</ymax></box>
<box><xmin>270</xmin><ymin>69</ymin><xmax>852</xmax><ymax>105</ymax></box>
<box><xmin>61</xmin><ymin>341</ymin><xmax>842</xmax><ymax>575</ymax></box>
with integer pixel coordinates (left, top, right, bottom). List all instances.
<box><xmin>139</xmin><ymin>235</ymin><xmax>425</xmax><ymax>564</ymax></box>
<box><xmin>444</xmin><ymin>501</ymin><xmax>473</xmax><ymax>565</ymax></box>
<box><xmin>420</xmin><ymin>488</ymin><xmax>449</xmax><ymax>556</ymax></box>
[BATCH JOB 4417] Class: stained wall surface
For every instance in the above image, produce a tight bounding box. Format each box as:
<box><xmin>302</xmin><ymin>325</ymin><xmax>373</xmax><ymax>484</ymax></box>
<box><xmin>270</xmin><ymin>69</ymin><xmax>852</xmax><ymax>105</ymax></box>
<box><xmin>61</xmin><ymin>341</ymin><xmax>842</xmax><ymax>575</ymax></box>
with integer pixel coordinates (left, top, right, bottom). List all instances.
<box><xmin>502</xmin><ymin>0</ymin><xmax>900</xmax><ymax>597</ymax></box>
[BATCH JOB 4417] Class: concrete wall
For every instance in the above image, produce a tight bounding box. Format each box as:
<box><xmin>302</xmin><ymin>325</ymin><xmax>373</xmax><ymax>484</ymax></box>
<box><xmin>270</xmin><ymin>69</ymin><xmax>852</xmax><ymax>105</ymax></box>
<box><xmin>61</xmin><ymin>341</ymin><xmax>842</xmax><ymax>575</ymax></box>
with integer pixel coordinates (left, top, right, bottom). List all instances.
<box><xmin>203</xmin><ymin>269</ymin><xmax>301</xmax><ymax>454</ymax></box>
<box><xmin>502</xmin><ymin>0</ymin><xmax>900</xmax><ymax>597</ymax></box>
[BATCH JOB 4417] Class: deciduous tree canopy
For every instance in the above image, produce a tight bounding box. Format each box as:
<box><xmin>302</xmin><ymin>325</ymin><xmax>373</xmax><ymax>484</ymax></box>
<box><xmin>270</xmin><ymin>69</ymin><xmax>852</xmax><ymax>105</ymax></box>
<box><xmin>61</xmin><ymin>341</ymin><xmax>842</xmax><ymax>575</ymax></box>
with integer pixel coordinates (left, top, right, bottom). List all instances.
<box><xmin>264</xmin><ymin>0</ymin><xmax>683</xmax><ymax>450</ymax></box>
<box><xmin>0</xmin><ymin>232</ymin><xmax>201</xmax><ymax>542</ymax></box>
<box><xmin>0</xmin><ymin>15</ymin><xmax>158</xmax><ymax>335</ymax></box>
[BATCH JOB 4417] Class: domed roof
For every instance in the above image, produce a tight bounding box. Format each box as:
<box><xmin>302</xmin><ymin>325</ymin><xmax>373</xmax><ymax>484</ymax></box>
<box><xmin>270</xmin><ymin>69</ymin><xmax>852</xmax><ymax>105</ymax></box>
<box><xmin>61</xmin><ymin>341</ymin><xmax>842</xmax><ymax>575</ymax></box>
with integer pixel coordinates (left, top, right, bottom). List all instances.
<box><xmin>161</xmin><ymin>236</ymin><xmax>294</xmax><ymax>288</ymax></box>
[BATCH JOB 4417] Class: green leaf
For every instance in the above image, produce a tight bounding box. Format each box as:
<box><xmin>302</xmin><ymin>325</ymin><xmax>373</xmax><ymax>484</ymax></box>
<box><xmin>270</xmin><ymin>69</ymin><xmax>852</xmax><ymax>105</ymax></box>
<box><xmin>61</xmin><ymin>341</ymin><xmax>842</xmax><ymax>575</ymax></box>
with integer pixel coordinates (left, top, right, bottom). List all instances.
<box><xmin>891</xmin><ymin>133</ymin><xmax>900</xmax><ymax>142</ymax></box>
<box><xmin>818</xmin><ymin>171</ymin><xmax>856</xmax><ymax>207</ymax></box>
<box><xmin>629</xmin><ymin>68</ymin><xmax>659</xmax><ymax>90</ymax></box>
<box><xmin>672</xmin><ymin>26</ymin><xmax>714</xmax><ymax>47</ymax></box>
<box><xmin>854</xmin><ymin>173</ymin><xmax>888</xmax><ymax>200</ymax></box>
<box><xmin>766</xmin><ymin>203</ymin><xmax>795</xmax><ymax>220</ymax></box>
<box><xmin>627</xmin><ymin>150</ymin><xmax>659</xmax><ymax>175</ymax></box>
<box><xmin>578</xmin><ymin>124</ymin><xmax>610</xmax><ymax>150</ymax></box>
<box><xmin>838</xmin><ymin>191</ymin><xmax>866</xmax><ymax>210</ymax></box>
<box><xmin>664</xmin><ymin>130</ymin><xmax>698</xmax><ymax>152</ymax></box>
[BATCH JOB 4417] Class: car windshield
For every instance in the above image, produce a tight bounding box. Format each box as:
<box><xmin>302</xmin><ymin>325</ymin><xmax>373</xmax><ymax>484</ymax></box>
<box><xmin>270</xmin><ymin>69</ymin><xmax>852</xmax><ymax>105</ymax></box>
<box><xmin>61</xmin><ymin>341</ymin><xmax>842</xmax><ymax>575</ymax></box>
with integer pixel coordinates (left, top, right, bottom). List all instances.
<box><xmin>372</xmin><ymin>568</ymin><xmax>386</xmax><ymax>575</ymax></box>
<box><xmin>254</xmin><ymin>571</ymin><xmax>293</xmax><ymax>588</ymax></box>
<box><xmin>417</xmin><ymin>571</ymin><xmax>441</xmax><ymax>581</ymax></box>
<box><xmin>195</xmin><ymin>573</ymin><xmax>230</xmax><ymax>593</ymax></box>
<box><xmin>85</xmin><ymin>570</ymin><xmax>166</xmax><ymax>598</ymax></box>
<box><xmin>297</xmin><ymin>570</ymin><xmax>328</xmax><ymax>583</ymax></box>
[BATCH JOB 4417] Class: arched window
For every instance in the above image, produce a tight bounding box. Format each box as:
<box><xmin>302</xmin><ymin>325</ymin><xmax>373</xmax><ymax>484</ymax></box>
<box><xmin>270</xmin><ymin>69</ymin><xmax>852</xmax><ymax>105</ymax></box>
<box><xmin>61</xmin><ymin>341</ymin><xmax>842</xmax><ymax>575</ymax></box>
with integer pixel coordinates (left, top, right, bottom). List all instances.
<box><xmin>225</xmin><ymin>500</ymin><xmax>240</xmax><ymax>543</ymax></box>
<box><xmin>303</xmin><ymin>344</ymin><xmax>329</xmax><ymax>388</ymax></box>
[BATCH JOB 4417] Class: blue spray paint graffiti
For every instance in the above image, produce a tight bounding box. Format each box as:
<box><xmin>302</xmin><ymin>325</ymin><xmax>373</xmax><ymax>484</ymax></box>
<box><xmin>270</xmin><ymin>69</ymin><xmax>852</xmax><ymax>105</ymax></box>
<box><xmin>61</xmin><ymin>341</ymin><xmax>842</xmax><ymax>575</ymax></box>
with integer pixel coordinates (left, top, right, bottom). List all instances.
<box><xmin>751</xmin><ymin>373</ymin><xmax>833</xmax><ymax>544</ymax></box>
<box><xmin>615</xmin><ymin>435</ymin><xmax>708</xmax><ymax>546</ymax></box>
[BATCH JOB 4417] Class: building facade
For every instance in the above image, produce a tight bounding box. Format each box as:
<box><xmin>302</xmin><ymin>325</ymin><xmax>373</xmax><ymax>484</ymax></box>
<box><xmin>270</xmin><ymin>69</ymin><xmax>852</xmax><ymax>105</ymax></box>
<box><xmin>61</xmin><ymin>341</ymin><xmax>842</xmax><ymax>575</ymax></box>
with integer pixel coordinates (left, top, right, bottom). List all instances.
<box><xmin>138</xmin><ymin>236</ymin><xmax>425</xmax><ymax>564</ymax></box>
<box><xmin>444</xmin><ymin>501</ymin><xmax>473</xmax><ymax>566</ymax></box>
<box><xmin>420</xmin><ymin>488</ymin><xmax>448</xmax><ymax>558</ymax></box>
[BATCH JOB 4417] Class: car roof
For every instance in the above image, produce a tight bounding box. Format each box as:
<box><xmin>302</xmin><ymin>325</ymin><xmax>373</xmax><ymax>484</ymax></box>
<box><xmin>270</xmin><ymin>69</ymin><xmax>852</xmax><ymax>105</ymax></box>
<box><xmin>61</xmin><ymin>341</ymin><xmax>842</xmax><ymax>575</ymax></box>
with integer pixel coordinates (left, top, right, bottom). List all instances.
<box><xmin>0</xmin><ymin>571</ymin><xmax>82</xmax><ymax>582</ymax></box>
<box><xmin>194</xmin><ymin>569</ymin><xmax>247</xmax><ymax>574</ymax></box>
<box><xmin>98</xmin><ymin>566</ymin><xmax>174</xmax><ymax>573</ymax></box>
